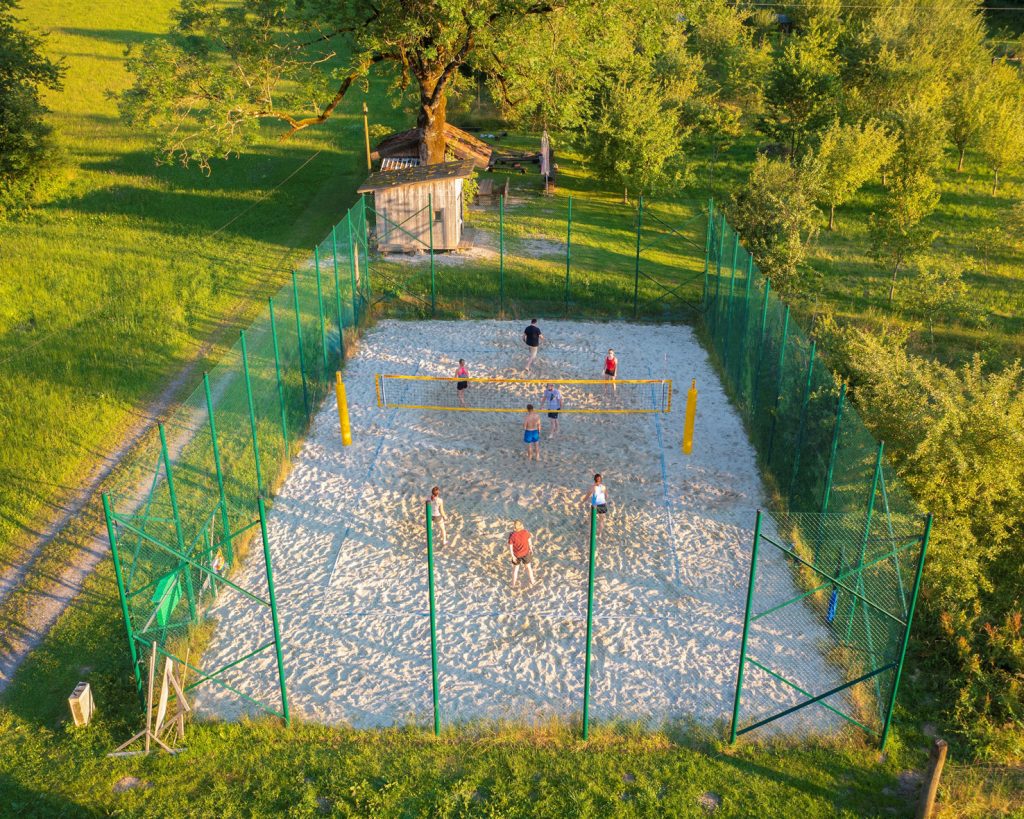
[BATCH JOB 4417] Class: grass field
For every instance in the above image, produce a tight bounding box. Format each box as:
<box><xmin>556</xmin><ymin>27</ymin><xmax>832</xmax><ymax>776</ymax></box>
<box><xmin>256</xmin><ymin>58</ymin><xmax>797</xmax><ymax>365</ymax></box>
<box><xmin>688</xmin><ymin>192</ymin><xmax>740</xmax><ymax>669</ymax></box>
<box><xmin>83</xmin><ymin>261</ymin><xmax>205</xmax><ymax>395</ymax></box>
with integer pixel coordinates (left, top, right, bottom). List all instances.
<box><xmin>692</xmin><ymin>138</ymin><xmax>1024</xmax><ymax>368</ymax></box>
<box><xmin>0</xmin><ymin>0</ymin><xmax>405</xmax><ymax>573</ymax></box>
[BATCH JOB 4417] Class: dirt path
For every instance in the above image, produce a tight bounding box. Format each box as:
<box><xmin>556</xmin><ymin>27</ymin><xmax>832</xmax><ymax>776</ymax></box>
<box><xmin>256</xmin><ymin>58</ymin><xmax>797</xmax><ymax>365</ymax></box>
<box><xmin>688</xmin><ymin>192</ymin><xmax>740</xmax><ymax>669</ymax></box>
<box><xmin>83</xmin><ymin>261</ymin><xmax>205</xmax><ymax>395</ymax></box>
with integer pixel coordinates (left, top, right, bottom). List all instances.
<box><xmin>0</xmin><ymin>334</ymin><xmax>224</xmax><ymax>693</ymax></box>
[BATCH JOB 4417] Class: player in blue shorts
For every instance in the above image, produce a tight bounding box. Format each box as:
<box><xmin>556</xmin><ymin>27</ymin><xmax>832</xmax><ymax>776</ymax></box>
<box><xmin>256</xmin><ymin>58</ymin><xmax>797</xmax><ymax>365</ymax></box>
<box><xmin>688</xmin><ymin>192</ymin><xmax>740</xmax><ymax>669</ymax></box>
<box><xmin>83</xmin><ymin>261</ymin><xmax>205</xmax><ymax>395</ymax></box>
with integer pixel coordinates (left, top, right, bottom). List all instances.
<box><xmin>522</xmin><ymin>403</ymin><xmax>542</xmax><ymax>461</ymax></box>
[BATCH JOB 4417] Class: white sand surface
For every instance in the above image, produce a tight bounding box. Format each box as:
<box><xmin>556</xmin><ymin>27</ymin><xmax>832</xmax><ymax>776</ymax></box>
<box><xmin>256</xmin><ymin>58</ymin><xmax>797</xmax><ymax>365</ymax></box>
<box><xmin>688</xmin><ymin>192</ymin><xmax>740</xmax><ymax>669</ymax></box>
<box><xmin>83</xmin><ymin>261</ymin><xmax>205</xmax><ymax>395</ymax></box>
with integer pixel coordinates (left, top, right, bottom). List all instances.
<box><xmin>195</xmin><ymin>319</ymin><xmax>846</xmax><ymax>734</ymax></box>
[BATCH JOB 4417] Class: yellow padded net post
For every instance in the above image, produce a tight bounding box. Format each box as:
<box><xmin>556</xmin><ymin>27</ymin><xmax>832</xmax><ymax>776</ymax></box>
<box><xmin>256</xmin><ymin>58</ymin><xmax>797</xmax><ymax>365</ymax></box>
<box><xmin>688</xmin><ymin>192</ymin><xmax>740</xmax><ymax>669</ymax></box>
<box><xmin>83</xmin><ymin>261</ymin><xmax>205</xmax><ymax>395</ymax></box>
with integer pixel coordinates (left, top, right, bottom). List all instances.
<box><xmin>336</xmin><ymin>371</ymin><xmax>352</xmax><ymax>446</ymax></box>
<box><xmin>683</xmin><ymin>378</ymin><xmax>697</xmax><ymax>454</ymax></box>
<box><xmin>375</xmin><ymin>375</ymin><xmax>672</xmax><ymax>413</ymax></box>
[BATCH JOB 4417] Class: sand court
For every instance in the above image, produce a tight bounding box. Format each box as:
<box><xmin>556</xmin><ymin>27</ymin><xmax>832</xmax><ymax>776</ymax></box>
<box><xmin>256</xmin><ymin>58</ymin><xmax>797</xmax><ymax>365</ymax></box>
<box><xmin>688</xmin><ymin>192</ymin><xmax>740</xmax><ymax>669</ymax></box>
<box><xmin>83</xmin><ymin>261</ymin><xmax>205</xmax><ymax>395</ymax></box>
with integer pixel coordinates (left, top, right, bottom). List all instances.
<box><xmin>194</xmin><ymin>319</ymin><xmax>845</xmax><ymax>733</ymax></box>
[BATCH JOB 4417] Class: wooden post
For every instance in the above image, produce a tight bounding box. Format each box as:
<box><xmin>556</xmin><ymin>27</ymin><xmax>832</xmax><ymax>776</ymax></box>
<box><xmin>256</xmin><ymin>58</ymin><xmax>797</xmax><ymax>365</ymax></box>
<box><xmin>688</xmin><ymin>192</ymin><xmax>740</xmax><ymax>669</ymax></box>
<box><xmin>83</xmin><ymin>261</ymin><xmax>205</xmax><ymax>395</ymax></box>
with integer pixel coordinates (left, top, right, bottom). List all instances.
<box><xmin>915</xmin><ymin>739</ymin><xmax>948</xmax><ymax>819</ymax></box>
<box><xmin>362</xmin><ymin>102</ymin><xmax>371</xmax><ymax>171</ymax></box>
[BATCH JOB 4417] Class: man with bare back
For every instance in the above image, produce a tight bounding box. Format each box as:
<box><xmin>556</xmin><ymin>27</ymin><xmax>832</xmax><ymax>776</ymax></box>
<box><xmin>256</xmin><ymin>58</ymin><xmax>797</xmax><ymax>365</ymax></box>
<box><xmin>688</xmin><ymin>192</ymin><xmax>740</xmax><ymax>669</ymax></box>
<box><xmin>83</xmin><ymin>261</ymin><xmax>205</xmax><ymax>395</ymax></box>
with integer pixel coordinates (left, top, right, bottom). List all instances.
<box><xmin>523</xmin><ymin>403</ymin><xmax>542</xmax><ymax>461</ymax></box>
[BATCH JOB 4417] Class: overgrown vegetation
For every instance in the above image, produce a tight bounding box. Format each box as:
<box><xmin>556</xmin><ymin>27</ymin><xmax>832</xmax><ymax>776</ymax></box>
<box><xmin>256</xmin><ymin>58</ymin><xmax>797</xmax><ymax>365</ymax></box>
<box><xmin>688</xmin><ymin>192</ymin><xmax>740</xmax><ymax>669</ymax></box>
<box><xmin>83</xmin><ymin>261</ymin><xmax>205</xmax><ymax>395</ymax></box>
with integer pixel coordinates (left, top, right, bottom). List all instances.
<box><xmin>677</xmin><ymin>1</ymin><xmax>1023</xmax><ymax>758</ymax></box>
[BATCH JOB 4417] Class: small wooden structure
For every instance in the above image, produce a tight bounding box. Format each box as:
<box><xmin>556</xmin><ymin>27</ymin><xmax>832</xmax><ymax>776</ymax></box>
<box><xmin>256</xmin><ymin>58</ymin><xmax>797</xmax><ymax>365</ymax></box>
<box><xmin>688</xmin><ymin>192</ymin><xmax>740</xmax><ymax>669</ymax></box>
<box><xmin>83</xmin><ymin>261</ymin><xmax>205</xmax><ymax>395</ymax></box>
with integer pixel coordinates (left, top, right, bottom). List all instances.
<box><xmin>372</xmin><ymin>123</ymin><xmax>493</xmax><ymax>169</ymax></box>
<box><xmin>477</xmin><ymin>177</ymin><xmax>509</xmax><ymax>205</ymax></box>
<box><xmin>358</xmin><ymin>161</ymin><xmax>476</xmax><ymax>253</ymax></box>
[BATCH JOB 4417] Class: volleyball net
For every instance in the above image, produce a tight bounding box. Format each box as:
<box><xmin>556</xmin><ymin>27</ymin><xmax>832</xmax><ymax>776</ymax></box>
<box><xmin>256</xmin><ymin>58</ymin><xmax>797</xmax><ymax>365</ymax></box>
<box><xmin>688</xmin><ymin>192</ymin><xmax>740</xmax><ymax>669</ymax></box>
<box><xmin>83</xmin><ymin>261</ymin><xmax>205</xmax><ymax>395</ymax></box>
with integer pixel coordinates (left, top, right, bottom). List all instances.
<box><xmin>374</xmin><ymin>375</ymin><xmax>672</xmax><ymax>413</ymax></box>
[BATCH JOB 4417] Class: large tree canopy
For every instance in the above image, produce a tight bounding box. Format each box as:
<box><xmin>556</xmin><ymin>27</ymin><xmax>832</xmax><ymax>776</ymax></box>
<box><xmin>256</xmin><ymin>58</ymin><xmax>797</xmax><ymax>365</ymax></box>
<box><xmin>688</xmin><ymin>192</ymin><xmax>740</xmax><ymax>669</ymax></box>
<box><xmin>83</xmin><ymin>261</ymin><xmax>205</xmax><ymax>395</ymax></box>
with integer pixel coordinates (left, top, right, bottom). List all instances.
<box><xmin>0</xmin><ymin>0</ymin><xmax>64</xmax><ymax>215</ymax></box>
<box><xmin>119</xmin><ymin>0</ymin><xmax>616</xmax><ymax>169</ymax></box>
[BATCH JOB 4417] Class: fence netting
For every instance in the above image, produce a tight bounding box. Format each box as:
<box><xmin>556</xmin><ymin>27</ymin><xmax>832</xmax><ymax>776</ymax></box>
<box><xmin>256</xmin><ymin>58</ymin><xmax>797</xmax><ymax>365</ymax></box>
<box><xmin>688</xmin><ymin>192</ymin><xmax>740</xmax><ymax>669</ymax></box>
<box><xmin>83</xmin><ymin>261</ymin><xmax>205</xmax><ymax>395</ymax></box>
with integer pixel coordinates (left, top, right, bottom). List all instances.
<box><xmin>705</xmin><ymin>203</ymin><xmax>930</xmax><ymax>746</ymax></box>
<box><xmin>98</xmin><ymin>191</ymin><xmax>928</xmax><ymax>749</ymax></box>
<box><xmin>367</xmin><ymin>192</ymin><xmax>706</xmax><ymax>321</ymax></box>
<box><xmin>102</xmin><ymin>203</ymin><xmax>371</xmax><ymax>720</ymax></box>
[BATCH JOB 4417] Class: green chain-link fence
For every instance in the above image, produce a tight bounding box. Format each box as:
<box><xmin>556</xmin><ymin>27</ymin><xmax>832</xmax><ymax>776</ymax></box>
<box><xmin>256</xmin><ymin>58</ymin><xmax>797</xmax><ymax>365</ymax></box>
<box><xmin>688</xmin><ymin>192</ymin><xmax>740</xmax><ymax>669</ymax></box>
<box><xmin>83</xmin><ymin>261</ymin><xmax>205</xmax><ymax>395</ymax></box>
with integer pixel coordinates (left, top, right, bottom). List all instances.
<box><xmin>102</xmin><ymin>192</ymin><xmax>929</xmax><ymax>748</ymax></box>
<box><xmin>102</xmin><ymin>199</ymin><xmax>372</xmax><ymax>721</ymax></box>
<box><xmin>703</xmin><ymin>201</ymin><xmax>931</xmax><ymax>747</ymax></box>
<box><xmin>368</xmin><ymin>193</ymin><xmax>706</xmax><ymax>321</ymax></box>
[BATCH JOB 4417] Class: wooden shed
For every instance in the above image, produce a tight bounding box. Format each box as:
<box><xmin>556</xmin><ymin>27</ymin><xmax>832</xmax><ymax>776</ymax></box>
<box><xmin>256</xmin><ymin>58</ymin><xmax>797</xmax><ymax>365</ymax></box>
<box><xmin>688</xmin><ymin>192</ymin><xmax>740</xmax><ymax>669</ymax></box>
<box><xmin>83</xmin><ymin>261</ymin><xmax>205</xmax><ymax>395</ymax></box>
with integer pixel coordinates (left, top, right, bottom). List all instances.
<box><xmin>372</xmin><ymin>123</ymin><xmax>493</xmax><ymax>169</ymax></box>
<box><xmin>357</xmin><ymin>161</ymin><xmax>476</xmax><ymax>253</ymax></box>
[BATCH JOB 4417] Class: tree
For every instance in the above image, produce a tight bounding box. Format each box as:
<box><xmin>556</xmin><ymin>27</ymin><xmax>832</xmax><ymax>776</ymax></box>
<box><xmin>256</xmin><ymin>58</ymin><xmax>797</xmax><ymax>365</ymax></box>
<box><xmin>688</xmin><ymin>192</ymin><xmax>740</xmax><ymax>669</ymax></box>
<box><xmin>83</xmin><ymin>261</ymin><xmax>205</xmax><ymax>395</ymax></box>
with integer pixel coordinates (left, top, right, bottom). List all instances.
<box><xmin>581</xmin><ymin>9</ymin><xmax>700</xmax><ymax>203</ymax></box>
<box><xmin>729</xmin><ymin>155</ymin><xmax>821</xmax><ymax>298</ymax></box>
<box><xmin>810</xmin><ymin>119</ymin><xmax>896</xmax><ymax>230</ymax></box>
<box><xmin>897</xmin><ymin>258</ymin><xmax>982</xmax><ymax>346</ymax></box>
<box><xmin>583</xmin><ymin>73</ymin><xmax>685</xmax><ymax>204</ymax></box>
<box><xmin>977</xmin><ymin>61</ymin><xmax>1024</xmax><ymax>195</ymax></box>
<box><xmin>868</xmin><ymin>171</ymin><xmax>939</xmax><ymax>304</ymax></box>
<box><xmin>760</xmin><ymin>29</ymin><xmax>840</xmax><ymax>159</ymax></box>
<box><xmin>119</xmin><ymin>0</ymin><xmax>586</xmax><ymax>169</ymax></box>
<box><xmin>945</xmin><ymin>61</ymin><xmax>992</xmax><ymax>172</ymax></box>
<box><xmin>0</xmin><ymin>0</ymin><xmax>64</xmax><ymax>216</ymax></box>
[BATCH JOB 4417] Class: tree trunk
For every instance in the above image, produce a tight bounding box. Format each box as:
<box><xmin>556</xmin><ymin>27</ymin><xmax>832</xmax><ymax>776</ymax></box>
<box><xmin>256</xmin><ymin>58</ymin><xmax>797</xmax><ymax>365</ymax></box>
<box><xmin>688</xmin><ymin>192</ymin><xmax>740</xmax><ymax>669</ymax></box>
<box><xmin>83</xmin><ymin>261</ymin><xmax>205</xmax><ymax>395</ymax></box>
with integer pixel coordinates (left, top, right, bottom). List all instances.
<box><xmin>417</xmin><ymin>75</ymin><xmax>449</xmax><ymax>165</ymax></box>
<box><xmin>828</xmin><ymin>204</ymin><xmax>835</xmax><ymax>231</ymax></box>
<box><xmin>992</xmin><ymin>168</ymin><xmax>999</xmax><ymax>196</ymax></box>
<box><xmin>957</xmin><ymin>147</ymin><xmax>966</xmax><ymax>172</ymax></box>
<box><xmin>888</xmin><ymin>263</ymin><xmax>901</xmax><ymax>304</ymax></box>
<box><xmin>623</xmin><ymin>187</ymin><xmax>629</xmax><ymax>205</ymax></box>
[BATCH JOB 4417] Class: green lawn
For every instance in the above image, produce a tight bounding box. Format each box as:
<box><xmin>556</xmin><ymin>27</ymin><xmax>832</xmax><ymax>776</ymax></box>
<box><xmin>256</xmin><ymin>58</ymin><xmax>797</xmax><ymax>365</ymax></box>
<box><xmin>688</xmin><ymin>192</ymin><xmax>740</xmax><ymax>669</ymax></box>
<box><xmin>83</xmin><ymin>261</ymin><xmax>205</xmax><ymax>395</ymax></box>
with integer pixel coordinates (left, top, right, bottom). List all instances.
<box><xmin>0</xmin><ymin>0</ymin><xmax>404</xmax><ymax>571</ymax></box>
<box><xmin>691</xmin><ymin>137</ymin><xmax>1024</xmax><ymax>368</ymax></box>
<box><xmin>370</xmin><ymin>135</ymin><xmax>707</xmax><ymax>324</ymax></box>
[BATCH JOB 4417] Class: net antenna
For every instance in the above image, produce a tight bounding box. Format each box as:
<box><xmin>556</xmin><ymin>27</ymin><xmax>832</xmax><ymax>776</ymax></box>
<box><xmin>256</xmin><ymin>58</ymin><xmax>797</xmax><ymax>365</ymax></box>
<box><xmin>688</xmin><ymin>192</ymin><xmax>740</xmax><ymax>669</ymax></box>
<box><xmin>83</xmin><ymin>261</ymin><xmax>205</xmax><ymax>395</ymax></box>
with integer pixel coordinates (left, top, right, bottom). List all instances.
<box><xmin>375</xmin><ymin>375</ymin><xmax>672</xmax><ymax>413</ymax></box>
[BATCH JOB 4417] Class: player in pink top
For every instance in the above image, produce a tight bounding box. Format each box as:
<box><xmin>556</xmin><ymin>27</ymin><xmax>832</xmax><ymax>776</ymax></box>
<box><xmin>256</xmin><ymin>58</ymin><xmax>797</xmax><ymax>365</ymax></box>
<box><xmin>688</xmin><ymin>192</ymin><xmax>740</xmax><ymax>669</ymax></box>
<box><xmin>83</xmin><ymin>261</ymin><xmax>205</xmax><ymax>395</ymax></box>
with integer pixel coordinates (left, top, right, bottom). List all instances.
<box><xmin>455</xmin><ymin>359</ymin><xmax>469</xmax><ymax>407</ymax></box>
<box><xmin>604</xmin><ymin>349</ymin><xmax>618</xmax><ymax>392</ymax></box>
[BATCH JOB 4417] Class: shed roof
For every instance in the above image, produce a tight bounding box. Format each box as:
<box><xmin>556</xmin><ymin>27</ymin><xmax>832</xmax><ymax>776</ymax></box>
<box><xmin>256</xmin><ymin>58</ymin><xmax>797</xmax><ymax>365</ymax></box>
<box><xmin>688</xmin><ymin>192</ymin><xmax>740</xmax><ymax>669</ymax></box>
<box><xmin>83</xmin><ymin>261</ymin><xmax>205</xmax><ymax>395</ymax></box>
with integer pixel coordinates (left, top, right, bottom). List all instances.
<box><xmin>357</xmin><ymin>160</ymin><xmax>476</xmax><ymax>193</ymax></box>
<box><xmin>372</xmin><ymin>123</ymin><xmax>493</xmax><ymax>168</ymax></box>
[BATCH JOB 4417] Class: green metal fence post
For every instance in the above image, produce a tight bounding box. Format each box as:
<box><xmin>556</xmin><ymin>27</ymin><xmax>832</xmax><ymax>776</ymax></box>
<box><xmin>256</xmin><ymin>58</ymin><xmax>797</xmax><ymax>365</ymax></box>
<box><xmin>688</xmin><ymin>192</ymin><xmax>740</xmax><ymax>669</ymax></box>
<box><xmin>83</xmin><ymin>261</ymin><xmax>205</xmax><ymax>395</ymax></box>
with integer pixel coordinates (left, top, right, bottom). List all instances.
<box><xmin>703</xmin><ymin>199</ymin><xmax>714</xmax><ymax>310</ymax></box>
<box><xmin>633</xmin><ymin>194</ymin><xmax>643</xmax><ymax>318</ymax></box>
<box><xmin>159</xmin><ymin>423</ymin><xmax>195</xmax><ymax>622</ymax></box>
<box><xmin>346</xmin><ymin>210</ymin><xmax>359</xmax><ymax>325</ymax></box>
<box><xmin>103</xmin><ymin>493</ymin><xmax>143</xmax><ymax>701</ymax></box>
<box><xmin>711</xmin><ymin>212</ymin><xmax>726</xmax><ymax>333</ymax></box>
<box><xmin>333</xmin><ymin>221</ymin><xmax>346</xmax><ymax>341</ymax></box>
<box><xmin>361</xmin><ymin>195</ymin><xmax>373</xmax><ymax>311</ymax></box>
<box><xmin>426</xmin><ymin>504</ymin><xmax>440</xmax><ymax>735</ymax></box>
<box><xmin>820</xmin><ymin>382</ymin><xmax>846</xmax><ymax>516</ymax></box>
<box><xmin>498</xmin><ymin>195</ymin><xmax>505</xmax><ymax>317</ymax></box>
<box><xmin>268</xmin><ymin>298</ymin><xmax>290</xmax><ymax>460</ymax></box>
<box><xmin>750</xmin><ymin>280</ymin><xmax>771</xmax><ymax>416</ymax></box>
<box><xmin>815</xmin><ymin>381</ymin><xmax>846</xmax><ymax>567</ymax></box>
<box><xmin>564</xmin><ymin>195</ymin><xmax>572</xmax><ymax>317</ymax></box>
<box><xmin>428</xmin><ymin>193</ymin><xmax>436</xmax><ymax>316</ymax></box>
<box><xmin>764</xmin><ymin>305</ymin><xmax>791</xmax><ymax>464</ymax></box>
<box><xmin>787</xmin><ymin>340</ymin><xmax>817</xmax><ymax>503</ymax></box>
<box><xmin>291</xmin><ymin>271</ymin><xmax>311</xmax><ymax>422</ymax></box>
<box><xmin>582</xmin><ymin>505</ymin><xmax>598</xmax><ymax>739</ymax></box>
<box><xmin>203</xmin><ymin>372</ymin><xmax>233</xmax><ymax>565</ymax></box>
<box><xmin>331</xmin><ymin>225</ymin><xmax>345</xmax><ymax>358</ymax></box>
<box><xmin>239</xmin><ymin>330</ymin><xmax>264</xmax><ymax>497</ymax></box>
<box><xmin>846</xmin><ymin>442</ymin><xmax>884</xmax><ymax>641</ymax></box>
<box><xmin>736</xmin><ymin>253</ymin><xmax>754</xmax><ymax>387</ymax></box>
<box><xmin>314</xmin><ymin>246</ymin><xmax>329</xmax><ymax>375</ymax></box>
<box><xmin>258</xmin><ymin>495</ymin><xmax>290</xmax><ymax>725</ymax></box>
<box><xmin>879</xmin><ymin>513</ymin><xmax>932</xmax><ymax>748</ymax></box>
<box><xmin>717</xmin><ymin>211</ymin><xmax>727</xmax><ymax>278</ymax></box>
<box><xmin>730</xmin><ymin>509</ymin><xmax>762</xmax><ymax>743</ymax></box>
<box><xmin>722</xmin><ymin>233</ymin><xmax>740</xmax><ymax>367</ymax></box>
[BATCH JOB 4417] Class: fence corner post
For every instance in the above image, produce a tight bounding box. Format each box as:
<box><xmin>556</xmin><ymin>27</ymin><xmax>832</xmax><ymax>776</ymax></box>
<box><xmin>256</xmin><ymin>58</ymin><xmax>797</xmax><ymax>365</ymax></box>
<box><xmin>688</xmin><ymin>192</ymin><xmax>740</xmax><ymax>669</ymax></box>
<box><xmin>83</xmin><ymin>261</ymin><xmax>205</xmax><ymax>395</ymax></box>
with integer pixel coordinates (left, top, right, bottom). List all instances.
<box><xmin>730</xmin><ymin>509</ymin><xmax>762</xmax><ymax>744</ymax></box>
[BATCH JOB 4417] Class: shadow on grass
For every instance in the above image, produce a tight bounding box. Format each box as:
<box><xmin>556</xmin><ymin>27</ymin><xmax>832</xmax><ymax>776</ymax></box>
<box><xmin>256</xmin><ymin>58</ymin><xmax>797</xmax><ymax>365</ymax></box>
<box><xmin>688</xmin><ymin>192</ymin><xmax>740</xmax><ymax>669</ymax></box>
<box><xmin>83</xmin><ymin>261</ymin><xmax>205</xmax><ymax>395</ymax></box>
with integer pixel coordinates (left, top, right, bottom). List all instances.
<box><xmin>56</xmin><ymin>27</ymin><xmax>163</xmax><ymax>47</ymax></box>
<box><xmin>0</xmin><ymin>772</ymin><xmax>104</xmax><ymax>818</ymax></box>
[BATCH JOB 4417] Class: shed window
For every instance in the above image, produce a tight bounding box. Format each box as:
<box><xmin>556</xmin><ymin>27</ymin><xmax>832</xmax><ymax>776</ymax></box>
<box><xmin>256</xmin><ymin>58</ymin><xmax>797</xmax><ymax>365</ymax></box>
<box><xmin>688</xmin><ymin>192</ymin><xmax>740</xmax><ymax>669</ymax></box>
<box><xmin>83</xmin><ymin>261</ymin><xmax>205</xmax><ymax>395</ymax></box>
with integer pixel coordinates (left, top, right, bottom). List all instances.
<box><xmin>434</xmin><ymin>209</ymin><xmax>444</xmax><ymax>223</ymax></box>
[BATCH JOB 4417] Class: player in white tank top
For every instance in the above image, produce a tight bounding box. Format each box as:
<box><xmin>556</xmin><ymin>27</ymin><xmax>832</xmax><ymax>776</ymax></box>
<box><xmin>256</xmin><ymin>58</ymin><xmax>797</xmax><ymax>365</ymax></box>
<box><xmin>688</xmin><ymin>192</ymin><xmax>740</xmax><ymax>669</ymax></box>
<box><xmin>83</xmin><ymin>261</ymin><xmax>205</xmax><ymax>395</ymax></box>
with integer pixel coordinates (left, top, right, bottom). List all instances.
<box><xmin>582</xmin><ymin>473</ymin><xmax>609</xmax><ymax>535</ymax></box>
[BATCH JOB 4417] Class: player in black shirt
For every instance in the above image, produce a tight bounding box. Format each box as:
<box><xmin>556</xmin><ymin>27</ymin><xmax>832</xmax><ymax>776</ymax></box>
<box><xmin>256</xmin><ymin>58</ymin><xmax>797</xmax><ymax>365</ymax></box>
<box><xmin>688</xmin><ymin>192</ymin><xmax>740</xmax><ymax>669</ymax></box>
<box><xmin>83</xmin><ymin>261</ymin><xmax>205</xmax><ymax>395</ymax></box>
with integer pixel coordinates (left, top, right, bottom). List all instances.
<box><xmin>523</xmin><ymin>319</ymin><xmax>543</xmax><ymax>371</ymax></box>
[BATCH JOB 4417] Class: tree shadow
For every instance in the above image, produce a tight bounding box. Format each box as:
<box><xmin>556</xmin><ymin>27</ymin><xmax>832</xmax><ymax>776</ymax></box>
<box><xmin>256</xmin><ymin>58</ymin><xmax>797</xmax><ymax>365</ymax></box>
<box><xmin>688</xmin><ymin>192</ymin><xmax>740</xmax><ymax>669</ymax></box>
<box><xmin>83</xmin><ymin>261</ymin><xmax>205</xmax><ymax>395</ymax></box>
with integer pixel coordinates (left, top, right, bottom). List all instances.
<box><xmin>56</xmin><ymin>27</ymin><xmax>162</xmax><ymax>48</ymax></box>
<box><xmin>0</xmin><ymin>772</ymin><xmax>104</xmax><ymax>818</ymax></box>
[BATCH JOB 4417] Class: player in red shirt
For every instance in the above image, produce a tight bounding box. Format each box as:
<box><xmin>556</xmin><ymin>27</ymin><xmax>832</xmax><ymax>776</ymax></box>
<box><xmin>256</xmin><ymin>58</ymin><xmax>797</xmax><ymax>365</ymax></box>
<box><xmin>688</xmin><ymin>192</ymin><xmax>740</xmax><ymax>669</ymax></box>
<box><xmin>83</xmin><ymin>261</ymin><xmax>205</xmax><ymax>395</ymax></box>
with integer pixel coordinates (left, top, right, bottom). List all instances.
<box><xmin>507</xmin><ymin>520</ymin><xmax>536</xmax><ymax>589</ymax></box>
<box><xmin>604</xmin><ymin>349</ymin><xmax>618</xmax><ymax>392</ymax></box>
